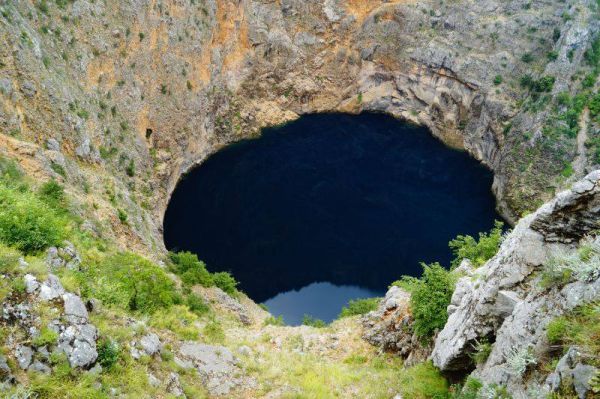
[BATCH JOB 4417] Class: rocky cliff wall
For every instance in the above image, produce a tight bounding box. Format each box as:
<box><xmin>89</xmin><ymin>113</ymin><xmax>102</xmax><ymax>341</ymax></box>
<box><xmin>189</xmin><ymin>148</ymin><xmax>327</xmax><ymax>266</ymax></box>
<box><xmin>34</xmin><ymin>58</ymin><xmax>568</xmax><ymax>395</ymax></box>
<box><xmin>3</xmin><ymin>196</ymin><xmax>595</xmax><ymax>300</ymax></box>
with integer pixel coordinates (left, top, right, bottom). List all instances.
<box><xmin>1</xmin><ymin>0</ymin><xmax>599</xmax><ymax>252</ymax></box>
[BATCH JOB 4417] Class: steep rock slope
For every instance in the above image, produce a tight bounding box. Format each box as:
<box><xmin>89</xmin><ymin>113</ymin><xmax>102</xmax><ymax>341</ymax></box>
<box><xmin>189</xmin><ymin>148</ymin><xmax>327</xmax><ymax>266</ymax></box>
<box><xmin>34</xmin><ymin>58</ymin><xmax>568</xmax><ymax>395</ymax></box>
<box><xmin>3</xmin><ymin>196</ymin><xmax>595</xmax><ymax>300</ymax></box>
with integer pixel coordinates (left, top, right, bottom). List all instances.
<box><xmin>0</xmin><ymin>0</ymin><xmax>598</xmax><ymax>253</ymax></box>
<box><xmin>431</xmin><ymin>170</ymin><xmax>600</xmax><ymax>397</ymax></box>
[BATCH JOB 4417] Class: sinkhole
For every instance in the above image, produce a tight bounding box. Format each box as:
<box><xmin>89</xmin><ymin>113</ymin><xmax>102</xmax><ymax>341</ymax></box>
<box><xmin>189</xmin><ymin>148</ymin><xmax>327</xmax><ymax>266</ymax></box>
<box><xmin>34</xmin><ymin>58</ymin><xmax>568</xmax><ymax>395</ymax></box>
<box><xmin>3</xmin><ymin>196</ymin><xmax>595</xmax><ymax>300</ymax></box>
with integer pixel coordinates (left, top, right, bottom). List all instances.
<box><xmin>163</xmin><ymin>113</ymin><xmax>502</xmax><ymax>325</ymax></box>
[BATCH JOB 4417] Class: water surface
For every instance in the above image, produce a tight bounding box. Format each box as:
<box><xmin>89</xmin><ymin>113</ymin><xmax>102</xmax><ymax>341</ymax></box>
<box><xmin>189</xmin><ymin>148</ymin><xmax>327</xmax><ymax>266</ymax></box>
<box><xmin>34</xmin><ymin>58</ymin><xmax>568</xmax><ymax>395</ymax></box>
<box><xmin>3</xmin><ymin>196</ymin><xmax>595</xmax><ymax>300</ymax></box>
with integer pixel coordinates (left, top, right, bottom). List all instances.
<box><xmin>164</xmin><ymin>113</ymin><xmax>501</xmax><ymax>324</ymax></box>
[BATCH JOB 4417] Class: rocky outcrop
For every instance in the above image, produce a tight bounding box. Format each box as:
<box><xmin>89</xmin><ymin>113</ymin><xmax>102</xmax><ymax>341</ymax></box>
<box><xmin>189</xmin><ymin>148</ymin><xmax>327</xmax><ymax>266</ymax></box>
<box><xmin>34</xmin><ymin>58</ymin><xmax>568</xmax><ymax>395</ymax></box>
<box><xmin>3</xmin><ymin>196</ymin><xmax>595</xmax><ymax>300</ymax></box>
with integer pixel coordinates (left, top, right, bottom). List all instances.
<box><xmin>431</xmin><ymin>171</ymin><xmax>600</xmax><ymax>396</ymax></box>
<box><xmin>178</xmin><ymin>342</ymin><xmax>253</xmax><ymax>396</ymax></box>
<box><xmin>362</xmin><ymin>285</ymin><xmax>430</xmax><ymax>365</ymax></box>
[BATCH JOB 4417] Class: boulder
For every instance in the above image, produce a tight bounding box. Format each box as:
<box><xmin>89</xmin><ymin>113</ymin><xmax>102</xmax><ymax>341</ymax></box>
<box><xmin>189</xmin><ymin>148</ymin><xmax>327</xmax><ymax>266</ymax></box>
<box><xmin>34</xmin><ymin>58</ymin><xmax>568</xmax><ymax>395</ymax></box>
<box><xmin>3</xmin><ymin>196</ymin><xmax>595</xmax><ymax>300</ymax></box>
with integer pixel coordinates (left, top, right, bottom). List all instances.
<box><xmin>179</xmin><ymin>342</ymin><xmax>244</xmax><ymax>395</ymax></box>
<box><xmin>24</xmin><ymin>274</ymin><xmax>40</xmax><ymax>294</ymax></box>
<box><xmin>14</xmin><ymin>345</ymin><xmax>33</xmax><ymax>369</ymax></box>
<box><xmin>140</xmin><ymin>333</ymin><xmax>161</xmax><ymax>356</ymax></box>
<box><xmin>166</xmin><ymin>372</ymin><xmax>185</xmax><ymax>397</ymax></box>
<box><xmin>58</xmin><ymin>323</ymin><xmax>98</xmax><ymax>368</ymax></box>
<box><xmin>38</xmin><ymin>274</ymin><xmax>65</xmax><ymax>301</ymax></box>
<box><xmin>62</xmin><ymin>293</ymin><xmax>89</xmax><ymax>323</ymax></box>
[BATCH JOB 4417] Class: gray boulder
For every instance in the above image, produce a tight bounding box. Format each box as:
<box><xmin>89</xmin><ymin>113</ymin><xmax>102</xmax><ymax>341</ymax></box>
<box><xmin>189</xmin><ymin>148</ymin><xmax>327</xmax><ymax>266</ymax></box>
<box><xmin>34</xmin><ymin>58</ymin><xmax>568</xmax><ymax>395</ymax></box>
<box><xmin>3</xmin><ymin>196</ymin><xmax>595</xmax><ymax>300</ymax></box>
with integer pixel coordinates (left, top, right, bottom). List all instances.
<box><xmin>57</xmin><ymin>323</ymin><xmax>98</xmax><ymax>368</ymax></box>
<box><xmin>179</xmin><ymin>342</ymin><xmax>245</xmax><ymax>395</ymax></box>
<box><xmin>140</xmin><ymin>333</ymin><xmax>161</xmax><ymax>356</ymax></box>
<box><xmin>166</xmin><ymin>372</ymin><xmax>185</xmax><ymax>397</ymax></box>
<box><xmin>28</xmin><ymin>360</ymin><xmax>51</xmax><ymax>374</ymax></box>
<box><xmin>38</xmin><ymin>274</ymin><xmax>65</xmax><ymax>301</ymax></box>
<box><xmin>24</xmin><ymin>274</ymin><xmax>40</xmax><ymax>294</ymax></box>
<box><xmin>14</xmin><ymin>345</ymin><xmax>33</xmax><ymax>369</ymax></box>
<box><xmin>0</xmin><ymin>354</ymin><xmax>12</xmax><ymax>382</ymax></box>
<box><xmin>63</xmin><ymin>293</ymin><xmax>89</xmax><ymax>324</ymax></box>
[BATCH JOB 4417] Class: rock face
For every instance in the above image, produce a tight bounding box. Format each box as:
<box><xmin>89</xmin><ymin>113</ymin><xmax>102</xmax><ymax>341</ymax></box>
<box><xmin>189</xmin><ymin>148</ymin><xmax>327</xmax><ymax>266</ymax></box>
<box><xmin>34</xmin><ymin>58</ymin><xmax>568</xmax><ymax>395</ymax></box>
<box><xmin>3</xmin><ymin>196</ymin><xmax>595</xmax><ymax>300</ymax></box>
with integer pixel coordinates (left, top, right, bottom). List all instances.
<box><xmin>431</xmin><ymin>171</ymin><xmax>600</xmax><ymax>396</ymax></box>
<box><xmin>179</xmin><ymin>342</ymin><xmax>249</xmax><ymax>396</ymax></box>
<box><xmin>0</xmin><ymin>0</ymin><xmax>598</xmax><ymax>254</ymax></box>
<box><xmin>362</xmin><ymin>286</ymin><xmax>430</xmax><ymax>365</ymax></box>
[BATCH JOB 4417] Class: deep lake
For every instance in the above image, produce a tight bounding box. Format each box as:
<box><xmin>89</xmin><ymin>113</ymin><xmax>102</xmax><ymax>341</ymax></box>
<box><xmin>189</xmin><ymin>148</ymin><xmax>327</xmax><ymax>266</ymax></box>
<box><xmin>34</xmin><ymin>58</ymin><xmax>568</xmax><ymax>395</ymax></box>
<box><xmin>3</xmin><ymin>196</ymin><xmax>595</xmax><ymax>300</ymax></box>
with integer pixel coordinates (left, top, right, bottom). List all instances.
<box><xmin>163</xmin><ymin>113</ymin><xmax>501</xmax><ymax>325</ymax></box>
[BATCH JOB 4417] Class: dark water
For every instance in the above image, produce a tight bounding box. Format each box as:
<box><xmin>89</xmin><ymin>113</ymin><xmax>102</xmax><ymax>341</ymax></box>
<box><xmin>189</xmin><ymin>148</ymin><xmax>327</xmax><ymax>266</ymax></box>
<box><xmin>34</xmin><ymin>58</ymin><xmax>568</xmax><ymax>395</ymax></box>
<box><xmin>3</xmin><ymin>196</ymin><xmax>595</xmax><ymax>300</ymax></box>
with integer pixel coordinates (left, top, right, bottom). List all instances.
<box><xmin>163</xmin><ymin>113</ymin><xmax>501</xmax><ymax>324</ymax></box>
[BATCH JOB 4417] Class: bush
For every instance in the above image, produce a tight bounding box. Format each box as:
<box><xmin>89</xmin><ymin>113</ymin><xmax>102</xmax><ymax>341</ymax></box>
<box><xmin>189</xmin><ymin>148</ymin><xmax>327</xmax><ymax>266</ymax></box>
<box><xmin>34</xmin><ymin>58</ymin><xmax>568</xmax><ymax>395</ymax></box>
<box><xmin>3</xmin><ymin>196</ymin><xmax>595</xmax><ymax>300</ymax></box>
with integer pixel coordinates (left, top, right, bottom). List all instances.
<box><xmin>0</xmin><ymin>185</ymin><xmax>68</xmax><ymax>253</ymax></box>
<box><xmin>338</xmin><ymin>297</ymin><xmax>380</xmax><ymax>318</ymax></box>
<box><xmin>546</xmin><ymin>317</ymin><xmax>568</xmax><ymax>344</ymax></box>
<box><xmin>521</xmin><ymin>53</ymin><xmax>534</xmax><ymax>63</ymax></box>
<box><xmin>169</xmin><ymin>251</ymin><xmax>213</xmax><ymax>287</ymax></box>
<box><xmin>506</xmin><ymin>346</ymin><xmax>536</xmax><ymax>376</ymax></box>
<box><xmin>493</xmin><ymin>75</ymin><xmax>503</xmax><ymax>85</ymax></box>
<box><xmin>0</xmin><ymin>156</ymin><xmax>23</xmax><ymax>183</ymax></box>
<box><xmin>0</xmin><ymin>243</ymin><xmax>22</xmax><ymax>273</ymax></box>
<box><xmin>97</xmin><ymin>339</ymin><xmax>120</xmax><ymax>369</ymax></box>
<box><xmin>408</xmin><ymin>263</ymin><xmax>455</xmax><ymax>339</ymax></box>
<box><xmin>89</xmin><ymin>252</ymin><xmax>178</xmax><ymax>314</ymax></box>
<box><xmin>302</xmin><ymin>315</ymin><xmax>326</xmax><ymax>328</ymax></box>
<box><xmin>212</xmin><ymin>271</ymin><xmax>238</xmax><ymax>296</ymax></box>
<box><xmin>264</xmin><ymin>315</ymin><xmax>285</xmax><ymax>326</ymax></box>
<box><xmin>449</xmin><ymin>220</ymin><xmax>504</xmax><ymax>268</ymax></box>
<box><xmin>470</xmin><ymin>338</ymin><xmax>492</xmax><ymax>364</ymax></box>
<box><xmin>39</xmin><ymin>179</ymin><xmax>66</xmax><ymax>210</ymax></box>
<box><xmin>186</xmin><ymin>293</ymin><xmax>210</xmax><ymax>316</ymax></box>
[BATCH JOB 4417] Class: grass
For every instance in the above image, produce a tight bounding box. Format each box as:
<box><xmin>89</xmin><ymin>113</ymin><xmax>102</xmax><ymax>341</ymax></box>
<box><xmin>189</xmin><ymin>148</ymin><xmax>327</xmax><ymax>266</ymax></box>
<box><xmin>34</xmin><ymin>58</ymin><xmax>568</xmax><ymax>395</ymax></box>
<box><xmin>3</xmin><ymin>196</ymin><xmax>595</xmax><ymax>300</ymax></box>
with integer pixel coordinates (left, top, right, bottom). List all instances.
<box><xmin>243</xmin><ymin>345</ymin><xmax>448</xmax><ymax>399</ymax></box>
<box><xmin>338</xmin><ymin>297</ymin><xmax>380</xmax><ymax>318</ymax></box>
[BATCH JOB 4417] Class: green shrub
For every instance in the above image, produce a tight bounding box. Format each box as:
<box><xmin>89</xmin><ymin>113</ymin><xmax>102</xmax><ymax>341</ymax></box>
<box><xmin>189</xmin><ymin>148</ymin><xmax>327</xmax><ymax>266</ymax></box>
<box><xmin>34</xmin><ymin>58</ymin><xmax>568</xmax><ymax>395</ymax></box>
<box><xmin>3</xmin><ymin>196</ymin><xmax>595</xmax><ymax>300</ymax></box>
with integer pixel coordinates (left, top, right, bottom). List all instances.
<box><xmin>264</xmin><ymin>315</ymin><xmax>285</xmax><ymax>326</ymax></box>
<box><xmin>125</xmin><ymin>159</ymin><xmax>135</xmax><ymax>177</ymax></box>
<box><xmin>589</xmin><ymin>92</ymin><xmax>600</xmax><ymax>119</ymax></box>
<box><xmin>186</xmin><ymin>293</ymin><xmax>210</xmax><ymax>316</ymax></box>
<box><xmin>547</xmin><ymin>51</ymin><xmax>559</xmax><ymax>61</ymax></box>
<box><xmin>0</xmin><ymin>156</ymin><xmax>23</xmax><ymax>183</ymax></box>
<box><xmin>449</xmin><ymin>377</ymin><xmax>483</xmax><ymax>399</ymax></box>
<box><xmin>338</xmin><ymin>297</ymin><xmax>380</xmax><ymax>318</ymax></box>
<box><xmin>39</xmin><ymin>179</ymin><xmax>66</xmax><ymax>210</ymax></box>
<box><xmin>493</xmin><ymin>75</ymin><xmax>503</xmax><ymax>85</ymax></box>
<box><xmin>169</xmin><ymin>251</ymin><xmax>213</xmax><ymax>287</ymax></box>
<box><xmin>521</xmin><ymin>53</ymin><xmax>534</xmax><ymax>63</ymax></box>
<box><xmin>449</xmin><ymin>220</ymin><xmax>504</xmax><ymax>268</ymax></box>
<box><xmin>546</xmin><ymin>317</ymin><xmax>568</xmax><ymax>344</ymax></box>
<box><xmin>89</xmin><ymin>252</ymin><xmax>177</xmax><ymax>314</ymax></box>
<box><xmin>470</xmin><ymin>338</ymin><xmax>492</xmax><ymax>364</ymax></box>
<box><xmin>0</xmin><ymin>185</ymin><xmax>68</xmax><ymax>253</ymax></box>
<box><xmin>97</xmin><ymin>339</ymin><xmax>120</xmax><ymax>370</ymax></box>
<box><xmin>408</xmin><ymin>263</ymin><xmax>455</xmax><ymax>339</ymax></box>
<box><xmin>0</xmin><ymin>243</ymin><xmax>22</xmax><ymax>273</ymax></box>
<box><xmin>212</xmin><ymin>271</ymin><xmax>238</xmax><ymax>296</ymax></box>
<box><xmin>302</xmin><ymin>315</ymin><xmax>327</xmax><ymax>328</ymax></box>
<box><xmin>117</xmin><ymin>208</ymin><xmax>128</xmax><ymax>224</ymax></box>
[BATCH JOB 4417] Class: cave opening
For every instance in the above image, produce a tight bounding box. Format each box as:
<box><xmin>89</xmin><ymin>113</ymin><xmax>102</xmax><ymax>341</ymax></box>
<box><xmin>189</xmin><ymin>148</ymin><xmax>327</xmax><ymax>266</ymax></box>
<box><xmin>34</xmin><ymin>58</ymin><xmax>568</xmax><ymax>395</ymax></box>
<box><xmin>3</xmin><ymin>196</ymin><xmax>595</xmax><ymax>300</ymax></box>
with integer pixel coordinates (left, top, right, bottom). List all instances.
<box><xmin>163</xmin><ymin>113</ymin><xmax>502</xmax><ymax>324</ymax></box>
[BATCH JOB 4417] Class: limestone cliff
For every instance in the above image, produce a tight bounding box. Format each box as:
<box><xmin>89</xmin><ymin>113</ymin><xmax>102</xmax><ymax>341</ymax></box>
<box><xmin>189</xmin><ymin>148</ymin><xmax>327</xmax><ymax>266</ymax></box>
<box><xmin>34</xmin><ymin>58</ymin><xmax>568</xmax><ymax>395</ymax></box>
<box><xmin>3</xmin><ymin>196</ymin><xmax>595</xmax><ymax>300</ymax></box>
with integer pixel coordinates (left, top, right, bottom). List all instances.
<box><xmin>1</xmin><ymin>0</ymin><xmax>599</xmax><ymax>254</ymax></box>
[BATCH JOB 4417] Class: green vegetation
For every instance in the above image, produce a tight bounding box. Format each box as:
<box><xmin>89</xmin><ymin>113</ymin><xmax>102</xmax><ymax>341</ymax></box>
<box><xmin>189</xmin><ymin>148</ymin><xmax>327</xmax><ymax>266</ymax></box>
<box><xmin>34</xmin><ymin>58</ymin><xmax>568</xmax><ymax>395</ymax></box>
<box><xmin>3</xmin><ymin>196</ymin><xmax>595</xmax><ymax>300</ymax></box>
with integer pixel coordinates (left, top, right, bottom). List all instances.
<box><xmin>338</xmin><ymin>297</ymin><xmax>380</xmax><ymax>318</ymax></box>
<box><xmin>96</xmin><ymin>339</ymin><xmax>120</xmax><ymax>370</ymax></box>
<box><xmin>394</xmin><ymin>263</ymin><xmax>455</xmax><ymax>340</ymax></box>
<box><xmin>168</xmin><ymin>251</ymin><xmax>238</xmax><ymax>296</ymax></box>
<box><xmin>264</xmin><ymin>315</ymin><xmax>285</xmax><ymax>326</ymax></box>
<box><xmin>493</xmin><ymin>75</ymin><xmax>503</xmax><ymax>85</ymax></box>
<box><xmin>545</xmin><ymin>302</ymin><xmax>600</xmax><ymax>365</ymax></box>
<box><xmin>540</xmin><ymin>239</ymin><xmax>600</xmax><ymax>288</ymax></box>
<box><xmin>448</xmin><ymin>220</ymin><xmax>504</xmax><ymax>267</ymax></box>
<box><xmin>470</xmin><ymin>338</ymin><xmax>492</xmax><ymax>365</ymax></box>
<box><xmin>85</xmin><ymin>252</ymin><xmax>179</xmax><ymax>314</ymax></box>
<box><xmin>302</xmin><ymin>315</ymin><xmax>327</xmax><ymax>328</ymax></box>
<box><xmin>32</xmin><ymin>327</ymin><xmax>59</xmax><ymax>347</ymax></box>
<box><xmin>0</xmin><ymin>177</ymin><xmax>68</xmax><ymax>253</ymax></box>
